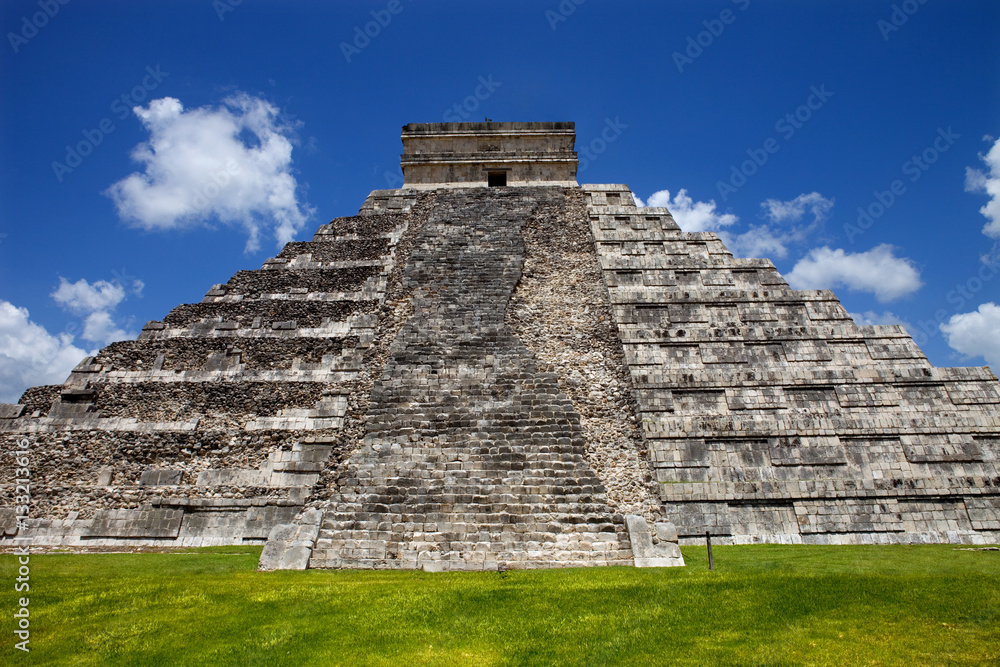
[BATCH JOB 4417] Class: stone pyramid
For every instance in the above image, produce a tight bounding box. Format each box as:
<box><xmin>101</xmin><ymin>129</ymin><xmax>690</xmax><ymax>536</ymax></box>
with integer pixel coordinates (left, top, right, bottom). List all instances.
<box><xmin>2</xmin><ymin>122</ymin><xmax>997</xmax><ymax>571</ymax></box>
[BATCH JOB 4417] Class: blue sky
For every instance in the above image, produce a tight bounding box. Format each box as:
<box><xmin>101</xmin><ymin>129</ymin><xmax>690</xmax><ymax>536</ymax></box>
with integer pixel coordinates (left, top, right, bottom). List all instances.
<box><xmin>1</xmin><ymin>0</ymin><xmax>999</xmax><ymax>402</ymax></box>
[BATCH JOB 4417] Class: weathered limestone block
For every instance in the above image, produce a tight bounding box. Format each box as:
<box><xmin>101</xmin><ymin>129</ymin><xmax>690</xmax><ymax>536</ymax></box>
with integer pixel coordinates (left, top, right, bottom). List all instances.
<box><xmin>625</xmin><ymin>515</ymin><xmax>684</xmax><ymax>567</ymax></box>
<box><xmin>138</xmin><ymin>469</ymin><xmax>183</xmax><ymax>486</ymax></box>
<box><xmin>84</xmin><ymin>508</ymin><xmax>183</xmax><ymax>538</ymax></box>
<box><xmin>259</xmin><ymin>508</ymin><xmax>323</xmax><ymax>571</ymax></box>
<box><xmin>0</xmin><ymin>404</ymin><xmax>25</xmax><ymax>420</ymax></box>
<box><xmin>964</xmin><ymin>497</ymin><xmax>1000</xmax><ymax>531</ymax></box>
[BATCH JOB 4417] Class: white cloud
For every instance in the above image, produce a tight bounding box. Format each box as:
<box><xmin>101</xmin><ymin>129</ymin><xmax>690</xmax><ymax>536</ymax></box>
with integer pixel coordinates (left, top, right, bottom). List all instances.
<box><xmin>721</xmin><ymin>191</ymin><xmax>835</xmax><ymax>258</ymax></box>
<box><xmin>720</xmin><ymin>225</ymin><xmax>790</xmax><ymax>259</ymax></box>
<box><xmin>786</xmin><ymin>244</ymin><xmax>922</xmax><ymax>302</ymax></box>
<box><xmin>637</xmin><ymin>189</ymin><xmax>833</xmax><ymax>259</ymax></box>
<box><xmin>760</xmin><ymin>192</ymin><xmax>834</xmax><ymax>225</ymax></box>
<box><xmin>965</xmin><ymin>135</ymin><xmax>1000</xmax><ymax>239</ymax></box>
<box><xmin>50</xmin><ymin>277</ymin><xmax>136</xmax><ymax>346</ymax></box>
<box><xmin>940</xmin><ymin>302</ymin><xmax>1000</xmax><ymax>371</ymax></box>
<box><xmin>637</xmin><ymin>189</ymin><xmax>737</xmax><ymax>232</ymax></box>
<box><xmin>51</xmin><ymin>277</ymin><xmax>125</xmax><ymax>315</ymax></box>
<box><xmin>849</xmin><ymin>309</ymin><xmax>913</xmax><ymax>329</ymax></box>
<box><xmin>105</xmin><ymin>94</ymin><xmax>313</xmax><ymax>253</ymax></box>
<box><xmin>82</xmin><ymin>312</ymin><xmax>131</xmax><ymax>345</ymax></box>
<box><xmin>0</xmin><ymin>300</ymin><xmax>88</xmax><ymax>403</ymax></box>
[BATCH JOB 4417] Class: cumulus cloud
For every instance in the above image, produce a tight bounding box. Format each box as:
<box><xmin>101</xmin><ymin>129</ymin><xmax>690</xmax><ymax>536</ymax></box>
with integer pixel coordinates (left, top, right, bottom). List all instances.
<box><xmin>785</xmin><ymin>244</ymin><xmax>922</xmax><ymax>302</ymax></box>
<box><xmin>720</xmin><ymin>192</ymin><xmax>835</xmax><ymax>258</ymax></box>
<box><xmin>50</xmin><ymin>277</ymin><xmax>137</xmax><ymax>346</ymax></box>
<box><xmin>638</xmin><ymin>189</ymin><xmax>834</xmax><ymax>259</ymax></box>
<box><xmin>965</xmin><ymin>135</ymin><xmax>1000</xmax><ymax>239</ymax></box>
<box><xmin>760</xmin><ymin>192</ymin><xmax>834</xmax><ymax>225</ymax></box>
<box><xmin>0</xmin><ymin>301</ymin><xmax>88</xmax><ymax>403</ymax></box>
<box><xmin>720</xmin><ymin>225</ymin><xmax>790</xmax><ymax>259</ymax></box>
<box><xmin>81</xmin><ymin>312</ymin><xmax>131</xmax><ymax>345</ymax></box>
<box><xmin>849</xmin><ymin>310</ymin><xmax>914</xmax><ymax>332</ymax></box>
<box><xmin>105</xmin><ymin>94</ymin><xmax>313</xmax><ymax>253</ymax></box>
<box><xmin>637</xmin><ymin>189</ymin><xmax>737</xmax><ymax>232</ymax></box>
<box><xmin>940</xmin><ymin>302</ymin><xmax>1000</xmax><ymax>371</ymax></box>
<box><xmin>51</xmin><ymin>278</ymin><xmax>125</xmax><ymax>315</ymax></box>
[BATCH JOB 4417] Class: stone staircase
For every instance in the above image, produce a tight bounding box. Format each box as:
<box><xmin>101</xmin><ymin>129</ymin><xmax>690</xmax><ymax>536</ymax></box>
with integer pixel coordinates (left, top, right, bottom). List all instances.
<box><xmin>296</xmin><ymin>188</ymin><xmax>637</xmax><ymax>570</ymax></box>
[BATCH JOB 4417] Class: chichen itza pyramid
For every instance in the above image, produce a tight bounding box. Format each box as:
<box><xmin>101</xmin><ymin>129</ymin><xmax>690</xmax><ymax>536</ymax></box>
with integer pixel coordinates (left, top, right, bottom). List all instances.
<box><xmin>2</xmin><ymin>121</ymin><xmax>999</xmax><ymax>571</ymax></box>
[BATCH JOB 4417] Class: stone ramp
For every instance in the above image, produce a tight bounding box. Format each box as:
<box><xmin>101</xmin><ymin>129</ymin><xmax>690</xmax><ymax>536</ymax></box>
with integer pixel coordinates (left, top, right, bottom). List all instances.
<box><xmin>303</xmin><ymin>188</ymin><xmax>635</xmax><ymax>570</ymax></box>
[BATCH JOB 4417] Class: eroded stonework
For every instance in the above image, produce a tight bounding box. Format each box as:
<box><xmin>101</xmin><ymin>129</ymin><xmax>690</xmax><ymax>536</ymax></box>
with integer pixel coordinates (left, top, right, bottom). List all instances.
<box><xmin>0</xmin><ymin>192</ymin><xmax>425</xmax><ymax>548</ymax></box>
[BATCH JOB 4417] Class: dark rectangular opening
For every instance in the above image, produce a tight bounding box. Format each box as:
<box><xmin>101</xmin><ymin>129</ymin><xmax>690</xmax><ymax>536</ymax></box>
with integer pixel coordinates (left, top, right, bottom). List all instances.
<box><xmin>488</xmin><ymin>171</ymin><xmax>507</xmax><ymax>187</ymax></box>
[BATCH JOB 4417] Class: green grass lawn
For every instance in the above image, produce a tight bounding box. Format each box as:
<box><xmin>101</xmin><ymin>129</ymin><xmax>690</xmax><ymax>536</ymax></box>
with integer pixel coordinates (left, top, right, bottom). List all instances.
<box><xmin>1</xmin><ymin>544</ymin><xmax>998</xmax><ymax>666</ymax></box>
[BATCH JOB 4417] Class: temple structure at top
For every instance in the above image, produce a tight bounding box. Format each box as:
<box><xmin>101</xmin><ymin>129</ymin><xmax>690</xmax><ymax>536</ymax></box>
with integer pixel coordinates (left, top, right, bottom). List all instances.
<box><xmin>399</xmin><ymin>121</ymin><xmax>579</xmax><ymax>188</ymax></box>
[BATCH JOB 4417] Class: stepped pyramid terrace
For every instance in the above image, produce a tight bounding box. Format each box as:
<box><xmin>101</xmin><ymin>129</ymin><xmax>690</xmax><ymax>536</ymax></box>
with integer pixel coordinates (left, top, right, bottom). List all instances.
<box><xmin>2</xmin><ymin>121</ymin><xmax>999</xmax><ymax>572</ymax></box>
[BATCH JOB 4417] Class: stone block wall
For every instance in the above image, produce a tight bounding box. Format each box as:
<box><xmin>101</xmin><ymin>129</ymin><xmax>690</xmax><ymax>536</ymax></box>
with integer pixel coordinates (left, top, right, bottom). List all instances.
<box><xmin>400</xmin><ymin>122</ymin><xmax>578</xmax><ymax>187</ymax></box>
<box><xmin>583</xmin><ymin>183</ymin><xmax>1000</xmax><ymax>545</ymax></box>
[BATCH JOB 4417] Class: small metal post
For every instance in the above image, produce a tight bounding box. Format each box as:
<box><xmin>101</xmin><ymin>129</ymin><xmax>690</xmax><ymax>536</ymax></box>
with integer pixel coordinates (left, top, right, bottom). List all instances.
<box><xmin>706</xmin><ymin>530</ymin><xmax>714</xmax><ymax>570</ymax></box>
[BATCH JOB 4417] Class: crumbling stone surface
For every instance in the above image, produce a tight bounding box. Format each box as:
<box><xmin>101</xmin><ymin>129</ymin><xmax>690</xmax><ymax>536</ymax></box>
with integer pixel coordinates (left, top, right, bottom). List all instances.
<box><xmin>162</xmin><ymin>300</ymin><xmax>376</xmax><ymax>329</ymax></box>
<box><xmin>276</xmin><ymin>239</ymin><xmax>391</xmax><ymax>263</ymax></box>
<box><xmin>224</xmin><ymin>266</ymin><xmax>380</xmax><ymax>298</ymax></box>
<box><xmin>17</xmin><ymin>385</ymin><xmax>60</xmax><ymax>417</ymax></box>
<box><xmin>0</xmin><ymin>429</ymin><xmax>318</xmax><ymax>518</ymax></box>
<box><xmin>317</xmin><ymin>212</ymin><xmax>407</xmax><ymax>238</ymax></box>
<box><xmin>96</xmin><ymin>338</ymin><xmax>359</xmax><ymax>372</ymax></box>
<box><xmin>307</xmin><ymin>193</ymin><xmax>437</xmax><ymax>504</ymax></box>
<box><xmin>0</xmin><ymin>198</ymin><xmax>418</xmax><ymax>548</ymax></box>
<box><xmin>92</xmin><ymin>381</ymin><xmax>327</xmax><ymax>423</ymax></box>
<box><xmin>508</xmin><ymin>189</ymin><xmax>662</xmax><ymax>523</ymax></box>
